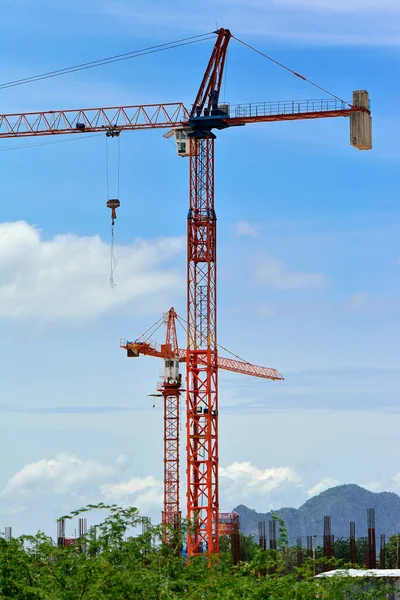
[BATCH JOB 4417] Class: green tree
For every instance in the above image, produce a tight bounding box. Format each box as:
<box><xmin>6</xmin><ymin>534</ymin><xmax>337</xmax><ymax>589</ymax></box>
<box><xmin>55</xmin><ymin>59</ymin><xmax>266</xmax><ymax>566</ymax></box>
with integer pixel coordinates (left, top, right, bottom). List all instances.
<box><xmin>0</xmin><ymin>506</ymin><xmax>395</xmax><ymax>599</ymax></box>
<box><xmin>384</xmin><ymin>534</ymin><xmax>400</xmax><ymax>569</ymax></box>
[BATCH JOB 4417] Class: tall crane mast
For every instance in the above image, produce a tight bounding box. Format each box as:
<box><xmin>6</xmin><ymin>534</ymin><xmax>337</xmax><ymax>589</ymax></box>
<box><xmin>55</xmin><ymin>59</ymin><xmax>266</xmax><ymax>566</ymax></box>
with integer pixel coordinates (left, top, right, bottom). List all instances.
<box><xmin>160</xmin><ymin>308</ymin><xmax>182</xmax><ymax>539</ymax></box>
<box><xmin>1</xmin><ymin>28</ymin><xmax>372</xmax><ymax>557</ymax></box>
<box><xmin>124</xmin><ymin>307</ymin><xmax>183</xmax><ymax>541</ymax></box>
<box><xmin>120</xmin><ymin>308</ymin><xmax>283</xmax><ymax>544</ymax></box>
<box><xmin>184</xmin><ymin>29</ymin><xmax>230</xmax><ymax>557</ymax></box>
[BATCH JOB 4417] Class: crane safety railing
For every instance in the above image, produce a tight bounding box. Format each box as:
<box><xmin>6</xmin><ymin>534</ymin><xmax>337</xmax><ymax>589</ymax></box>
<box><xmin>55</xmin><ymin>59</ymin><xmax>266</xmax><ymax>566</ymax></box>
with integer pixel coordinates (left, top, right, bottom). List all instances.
<box><xmin>229</xmin><ymin>98</ymin><xmax>352</xmax><ymax>119</ymax></box>
<box><xmin>1</xmin><ymin>98</ymin><xmax>371</xmax><ymax>138</ymax></box>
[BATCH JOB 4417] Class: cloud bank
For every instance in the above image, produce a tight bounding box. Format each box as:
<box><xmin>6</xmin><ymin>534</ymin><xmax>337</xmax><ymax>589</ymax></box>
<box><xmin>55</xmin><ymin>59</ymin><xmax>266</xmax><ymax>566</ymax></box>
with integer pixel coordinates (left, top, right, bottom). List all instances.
<box><xmin>0</xmin><ymin>221</ymin><xmax>184</xmax><ymax>321</ymax></box>
<box><xmin>256</xmin><ymin>255</ymin><xmax>326</xmax><ymax>290</ymax></box>
<box><xmin>4</xmin><ymin>453</ymin><xmax>400</xmax><ymax>527</ymax></box>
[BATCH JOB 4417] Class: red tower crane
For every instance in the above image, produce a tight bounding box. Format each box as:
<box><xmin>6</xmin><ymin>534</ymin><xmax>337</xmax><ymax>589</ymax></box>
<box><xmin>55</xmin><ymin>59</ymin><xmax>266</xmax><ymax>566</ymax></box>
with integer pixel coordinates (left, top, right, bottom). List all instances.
<box><xmin>120</xmin><ymin>307</ymin><xmax>283</xmax><ymax>540</ymax></box>
<box><xmin>121</xmin><ymin>307</ymin><xmax>183</xmax><ymax>540</ymax></box>
<box><xmin>1</xmin><ymin>28</ymin><xmax>372</xmax><ymax>557</ymax></box>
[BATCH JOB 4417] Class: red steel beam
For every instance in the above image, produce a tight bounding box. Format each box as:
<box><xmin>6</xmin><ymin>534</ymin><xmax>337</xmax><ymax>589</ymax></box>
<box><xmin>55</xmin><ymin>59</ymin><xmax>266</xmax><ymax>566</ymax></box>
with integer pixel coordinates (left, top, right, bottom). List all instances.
<box><xmin>0</xmin><ymin>103</ymin><xmax>188</xmax><ymax>138</ymax></box>
<box><xmin>162</xmin><ymin>383</ymin><xmax>181</xmax><ymax>541</ymax></box>
<box><xmin>121</xmin><ymin>341</ymin><xmax>282</xmax><ymax>381</ymax></box>
<box><xmin>186</xmin><ymin>136</ymin><xmax>218</xmax><ymax>556</ymax></box>
<box><xmin>229</xmin><ymin>108</ymin><xmax>359</xmax><ymax>126</ymax></box>
<box><xmin>1</xmin><ymin>104</ymin><xmax>369</xmax><ymax>139</ymax></box>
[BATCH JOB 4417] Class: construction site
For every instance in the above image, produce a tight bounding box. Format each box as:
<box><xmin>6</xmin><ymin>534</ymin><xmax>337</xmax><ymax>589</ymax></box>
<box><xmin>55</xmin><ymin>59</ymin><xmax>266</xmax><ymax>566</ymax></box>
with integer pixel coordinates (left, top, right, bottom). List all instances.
<box><xmin>1</xmin><ymin>28</ymin><xmax>373</xmax><ymax>560</ymax></box>
<box><xmin>6</xmin><ymin>505</ymin><xmax>400</xmax><ymax>575</ymax></box>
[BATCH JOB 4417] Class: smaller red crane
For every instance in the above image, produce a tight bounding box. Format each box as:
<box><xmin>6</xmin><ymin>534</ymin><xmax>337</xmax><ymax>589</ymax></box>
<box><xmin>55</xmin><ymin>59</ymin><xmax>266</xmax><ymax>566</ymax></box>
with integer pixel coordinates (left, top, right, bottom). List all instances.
<box><xmin>122</xmin><ymin>308</ymin><xmax>183</xmax><ymax>540</ymax></box>
<box><xmin>120</xmin><ymin>308</ymin><xmax>283</xmax><ymax>542</ymax></box>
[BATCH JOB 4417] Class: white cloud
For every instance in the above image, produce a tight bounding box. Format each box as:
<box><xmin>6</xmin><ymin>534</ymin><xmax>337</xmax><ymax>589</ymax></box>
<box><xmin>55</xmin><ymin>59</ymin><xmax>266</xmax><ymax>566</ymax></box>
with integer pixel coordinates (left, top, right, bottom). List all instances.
<box><xmin>220</xmin><ymin>461</ymin><xmax>302</xmax><ymax>509</ymax></box>
<box><xmin>353</xmin><ymin>475</ymin><xmax>400</xmax><ymax>494</ymax></box>
<box><xmin>343</xmin><ymin>292</ymin><xmax>368</xmax><ymax>313</ymax></box>
<box><xmin>256</xmin><ymin>255</ymin><xmax>326</xmax><ymax>290</ymax></box>
<box><xmin>3</xmin><ymin>0</ymin><xmax>398</xmax><ymax>52</ymax></box>
<box><xmin>97</xmin><ymin>0</ymin><xmax>400</xmax><ymax>46</ymax></box>
<box><xmin>221</xmin><ymin>0</ymin><xmax>400</xmax><ymax>46</ymax></box>
<box><xmin>268</xmin><ymin>0</ymin><xmax>399</xmax><ymax>13</ymax></box>
<box><xmin>115</xmin><ymin>454</ymin><xmax>129</xmax><ymax>467</ymax></box>
<box><xmin>0</xmin><ymin>453</ymin><xmax>114</xmax><ymax>500</ymax></box>
<box><xmin>135</xmin><ymin>488</ymin><xmax>164</xmax><ymax>512</ymax></box>
<box><xmin>257</xmin><ymin>302</ymin><xmax>277</xmax><ymax>318</ymax></box>
<box><xmin>361</xmin><ymin>480</ymin><xmax>383</xmax><ymax>492</ymax></box>
<box><xmin>0</xmin><ymin>221</ymin><xmax>184</xmax><ymax>321</ymax></box>
<box><xmin>236</xmin><ymin>220</ymin><xmax>258</xmax><ymax>238</ymax></box>
<box><xmin>307</xmin><ymin>477</ymin><xmax>340</xmax><ymax>497</ymax></box>
<box><xmin>0</xmin><ymin>453</ymin><xmax>163</xmax><ymax>518</ymax></box>
<box><xmin>391</xmin><ymin>474</ymin><xmax>400</xmax><ymax>489</ymax></box>
<box><xmin>356</xmin><ymin>476</ymin><xmax>400</xmax><ymax>494</ymax></box>
<box><xmin>100</xmin><ymin>476</ymin><xmax>163</xmax><ymax>512</ymax></box>
<box><xmin>100</xmin><ymin>475</ymin><xmax>161</xmax><ymax>501</ymax></box>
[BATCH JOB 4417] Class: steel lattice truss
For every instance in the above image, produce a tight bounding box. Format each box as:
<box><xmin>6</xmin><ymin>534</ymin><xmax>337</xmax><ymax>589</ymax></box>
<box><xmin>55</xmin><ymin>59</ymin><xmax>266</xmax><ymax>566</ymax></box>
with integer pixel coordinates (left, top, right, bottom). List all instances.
<box><xmin>186</xmin><ymin>137</ymin><xmax>219</xmax><ymax>555</ymax></box>
<box><xmin>0</xmin><ymin>103</ymin><xmax>189</xmax><ymax>138</ymax></box>
<box><xmin>162</xmin><ymin>387</ymin><xmax>181</xmax><ymax>534</ymax></box>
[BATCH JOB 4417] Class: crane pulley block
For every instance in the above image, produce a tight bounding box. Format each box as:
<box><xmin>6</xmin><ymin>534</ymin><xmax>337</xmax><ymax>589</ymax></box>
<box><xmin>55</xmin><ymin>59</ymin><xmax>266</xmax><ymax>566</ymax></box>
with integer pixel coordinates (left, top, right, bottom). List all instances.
<box><xmin>106</xmin><ymin>198</ymin><xmax>120</xmax><ymax>221</ymax></box>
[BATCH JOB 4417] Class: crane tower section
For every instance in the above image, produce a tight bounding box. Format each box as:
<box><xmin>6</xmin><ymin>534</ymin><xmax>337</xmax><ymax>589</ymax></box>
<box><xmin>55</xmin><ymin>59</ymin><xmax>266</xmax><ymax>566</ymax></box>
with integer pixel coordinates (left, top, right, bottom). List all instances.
<box><xmin>186</xmin><ymin>135</ymin><xmax>218</xmax><ymax>555</ymax></box>
<box><xmin>185</xmin><ymin>28</ymin><xmax>231</xmax><ymax>557</ymax></box>
<box><xmin>160</xmin><ymin>309</ymin><xmax>182</xmax><ymax>538</ymax></box>
<box><xmin>161</xmin><ymin>367</ymin><xmax>181</xmax><ymax>539</ymax></box>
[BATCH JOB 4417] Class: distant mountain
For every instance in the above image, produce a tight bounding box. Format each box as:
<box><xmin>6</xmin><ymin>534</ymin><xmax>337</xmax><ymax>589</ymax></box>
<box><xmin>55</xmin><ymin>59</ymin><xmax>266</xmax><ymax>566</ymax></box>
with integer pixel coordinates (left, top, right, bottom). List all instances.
<box><xmin>234</xmin><ymin>485</ymin><xmax>400</xmax><ymax>542</ymax></box>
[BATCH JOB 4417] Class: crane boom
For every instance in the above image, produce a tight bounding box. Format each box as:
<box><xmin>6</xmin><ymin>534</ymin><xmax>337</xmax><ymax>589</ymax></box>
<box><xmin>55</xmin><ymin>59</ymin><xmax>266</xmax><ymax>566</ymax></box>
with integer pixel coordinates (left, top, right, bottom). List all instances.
<box><xmin>188</xmin><ymin>352</ymin><xmax>283</xmax><ymax>381</ymax></box>
<box><xmin>0</xmin><ymin>99</ymin><xmax>369</xmax><ymax>139</ymax></box>
<box><xmin>0</xmin><ymin>103</ymin><xmax>188</xmax><ymax>138</ymax></box>
<box><xmin>120</xmin><ymin>339</ymin><xmax>283</xmax><ymax>381</ymax></box>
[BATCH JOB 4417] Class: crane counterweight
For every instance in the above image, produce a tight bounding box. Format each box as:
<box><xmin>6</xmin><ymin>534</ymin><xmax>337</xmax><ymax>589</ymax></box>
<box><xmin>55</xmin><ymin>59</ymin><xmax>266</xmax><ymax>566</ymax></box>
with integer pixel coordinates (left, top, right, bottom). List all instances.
<box><xmin>350</xmin><ymin>90</ymin><xmax>372</xmax><ymax>150</ymax></box>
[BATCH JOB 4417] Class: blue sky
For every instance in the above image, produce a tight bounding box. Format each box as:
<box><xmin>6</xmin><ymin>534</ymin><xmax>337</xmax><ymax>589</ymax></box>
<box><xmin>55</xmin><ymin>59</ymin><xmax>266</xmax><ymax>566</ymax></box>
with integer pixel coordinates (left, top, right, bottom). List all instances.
<box><xmin>0</xmin><ymin>0</ymin><xmax>399</xmax><ymax>539</ymax></box>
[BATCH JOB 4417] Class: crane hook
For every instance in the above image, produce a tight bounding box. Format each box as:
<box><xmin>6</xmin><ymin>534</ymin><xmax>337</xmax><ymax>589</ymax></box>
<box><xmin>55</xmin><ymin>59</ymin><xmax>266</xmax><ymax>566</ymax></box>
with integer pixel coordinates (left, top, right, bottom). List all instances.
<box><xmin>106</xmin><ymin>198</ymin><xmax>120</xmax><ymax>225</ymax></box>
<box><xmin>107</xmin><ymin>199</ymin><xmax>120</xmax><ymax>289</ymax></box>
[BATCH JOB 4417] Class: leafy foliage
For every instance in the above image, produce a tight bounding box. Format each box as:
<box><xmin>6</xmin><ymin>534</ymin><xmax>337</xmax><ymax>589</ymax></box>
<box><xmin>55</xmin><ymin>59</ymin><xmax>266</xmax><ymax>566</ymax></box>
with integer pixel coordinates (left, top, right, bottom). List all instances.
<box><xmin>384</xmin><ymin>534</ymin><xmax>400</xmax><ymax>569</ymax></box>
<box><xmin>0</xmin><ymin>504</ymin><xmax>395</xmax><ymax>599</ymax></box>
